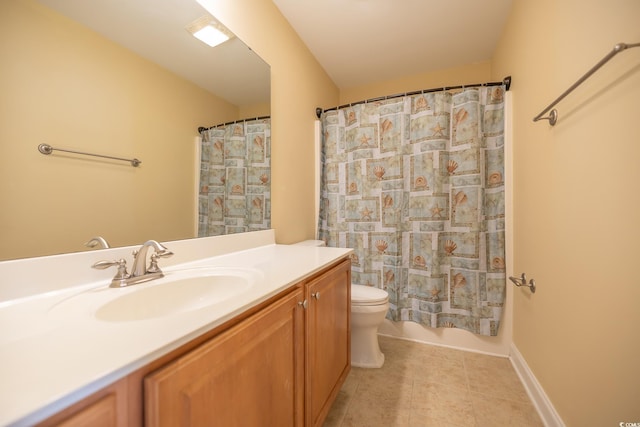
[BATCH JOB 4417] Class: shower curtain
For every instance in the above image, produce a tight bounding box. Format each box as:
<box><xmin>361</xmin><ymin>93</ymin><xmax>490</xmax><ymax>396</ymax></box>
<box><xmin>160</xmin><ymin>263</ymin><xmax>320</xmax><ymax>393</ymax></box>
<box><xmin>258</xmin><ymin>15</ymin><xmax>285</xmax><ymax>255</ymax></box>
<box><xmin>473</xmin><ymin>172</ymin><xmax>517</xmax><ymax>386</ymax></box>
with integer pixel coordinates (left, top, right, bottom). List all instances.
<box><xmin>198</xmin><ymin>118</ymin><xmax>271</xmax><ymax>236</ymax></box>
<box><xmin>318</xmin><ymin>86</ymin><xmax>506</xmax><ymax>336</ymax></box>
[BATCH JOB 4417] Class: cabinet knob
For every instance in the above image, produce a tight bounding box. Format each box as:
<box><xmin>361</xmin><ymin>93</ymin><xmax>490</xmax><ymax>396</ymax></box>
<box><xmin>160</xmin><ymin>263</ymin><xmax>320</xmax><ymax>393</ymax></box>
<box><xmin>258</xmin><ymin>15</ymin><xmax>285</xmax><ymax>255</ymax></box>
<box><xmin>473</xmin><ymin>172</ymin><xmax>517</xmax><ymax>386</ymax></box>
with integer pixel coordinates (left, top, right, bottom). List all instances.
<box><xmin>298</xmin><ymin>299</ymin><xmax>308</xmax><ymax>309</ymax></box>
<box><xmin>311</xmin><ymin>292</ymin><xmax>320</xmax><ymax>300</ymax></box>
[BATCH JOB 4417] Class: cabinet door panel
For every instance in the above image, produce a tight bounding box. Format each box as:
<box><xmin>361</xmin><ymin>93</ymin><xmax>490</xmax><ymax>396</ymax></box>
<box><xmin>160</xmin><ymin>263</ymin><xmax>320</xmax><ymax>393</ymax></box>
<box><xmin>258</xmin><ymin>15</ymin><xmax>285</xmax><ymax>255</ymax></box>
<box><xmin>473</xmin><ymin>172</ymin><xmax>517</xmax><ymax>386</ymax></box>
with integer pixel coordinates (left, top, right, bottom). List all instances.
<box><xmin>145</xmin><ymin>290</ymin><xmax>304</xmax><ymax>427</ymax></box>
<box><xmin>306</xmin><ymin>259</ymin><xmax>351</xmax><ymax>427</ymax></box>
<box><xmin>56</xmin><ymin>394</ymin><xmax>117</xmax><ymax>427</ymax></box>
<box><xmin>37</xmin><ymin>378</ymin><xmax>128</xmax><ymax>427</ymax></box>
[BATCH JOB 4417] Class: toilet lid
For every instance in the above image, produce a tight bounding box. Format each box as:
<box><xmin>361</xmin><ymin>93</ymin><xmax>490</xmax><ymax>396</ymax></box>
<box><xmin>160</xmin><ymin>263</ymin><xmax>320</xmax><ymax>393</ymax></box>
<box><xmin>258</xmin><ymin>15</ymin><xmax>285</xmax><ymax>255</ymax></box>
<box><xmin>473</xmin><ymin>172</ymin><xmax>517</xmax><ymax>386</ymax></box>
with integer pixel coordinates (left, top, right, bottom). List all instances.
<box><xmin>351</xmin><ymin>285</ymin><xmax>389</xmax><ymax>305</ymax></box>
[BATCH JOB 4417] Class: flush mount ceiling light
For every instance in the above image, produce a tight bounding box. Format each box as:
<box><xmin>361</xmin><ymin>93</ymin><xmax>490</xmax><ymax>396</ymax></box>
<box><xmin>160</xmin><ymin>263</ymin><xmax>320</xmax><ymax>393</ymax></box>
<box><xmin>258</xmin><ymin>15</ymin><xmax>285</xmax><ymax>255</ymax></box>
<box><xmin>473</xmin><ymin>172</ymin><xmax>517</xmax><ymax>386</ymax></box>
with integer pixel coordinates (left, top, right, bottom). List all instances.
<box><xmin>186</xmin><ymin>15</ymin><xmax>235</xmax><ymax>48</ymax></box>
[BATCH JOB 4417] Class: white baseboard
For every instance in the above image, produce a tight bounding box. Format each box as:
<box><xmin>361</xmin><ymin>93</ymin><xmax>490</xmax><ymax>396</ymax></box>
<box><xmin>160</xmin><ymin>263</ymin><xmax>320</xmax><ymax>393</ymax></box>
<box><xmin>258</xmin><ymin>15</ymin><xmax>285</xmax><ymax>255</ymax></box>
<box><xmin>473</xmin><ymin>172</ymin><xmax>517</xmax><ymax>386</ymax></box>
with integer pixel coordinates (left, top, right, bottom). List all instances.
<box><xmin>509</xmin><ymin>343</ymin><xmax>565</xmax><ymax>427</ymax></box>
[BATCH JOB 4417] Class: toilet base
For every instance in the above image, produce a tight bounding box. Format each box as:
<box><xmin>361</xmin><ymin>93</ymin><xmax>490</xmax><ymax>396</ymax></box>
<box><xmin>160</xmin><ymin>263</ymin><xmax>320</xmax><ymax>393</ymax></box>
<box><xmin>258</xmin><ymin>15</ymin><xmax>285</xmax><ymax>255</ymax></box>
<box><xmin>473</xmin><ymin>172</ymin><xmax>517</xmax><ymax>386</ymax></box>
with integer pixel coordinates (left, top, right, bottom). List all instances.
<box><xmin>351</xmin><ymin>329</ymin><xmax>385</xmax><ymax>368</ymax></box>
<box><xmin>350</xmin><ymin>286</ymin><xmax>389</xmax><ymax>369</ymax></box>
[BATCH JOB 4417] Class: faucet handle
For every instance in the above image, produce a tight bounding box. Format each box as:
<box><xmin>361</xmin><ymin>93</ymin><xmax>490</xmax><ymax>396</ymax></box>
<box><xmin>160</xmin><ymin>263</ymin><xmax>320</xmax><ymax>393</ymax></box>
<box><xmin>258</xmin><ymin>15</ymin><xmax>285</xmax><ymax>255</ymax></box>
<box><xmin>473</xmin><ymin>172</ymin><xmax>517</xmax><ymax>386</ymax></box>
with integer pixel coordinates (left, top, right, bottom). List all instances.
<box><xmin>92</xmin><ymin>259</ymin><xmax>115</xmax><ymax>268</ymax></box>
<box><xmin>147</xmin><ymin>254</ymin><xmax>161</xmax><ymax>274</ymax></box>
<box><xmin>155</xmin><ymin>249</ymin><xmax>174</xmax><ymax>258</ymax></box>
<box><xmin>147</xmin><ymin>249</ymin><xmax>173</xmax><ymax>274</ymax></box>
<box><xmin>92</xmin><ymin>259</ymin><xmax>130</xmax><ymax>287</ymax></box>
<box><xmin>92</xmin><ymin>258</ymin><xmax>125</xmax><ymax>269</ymax></box>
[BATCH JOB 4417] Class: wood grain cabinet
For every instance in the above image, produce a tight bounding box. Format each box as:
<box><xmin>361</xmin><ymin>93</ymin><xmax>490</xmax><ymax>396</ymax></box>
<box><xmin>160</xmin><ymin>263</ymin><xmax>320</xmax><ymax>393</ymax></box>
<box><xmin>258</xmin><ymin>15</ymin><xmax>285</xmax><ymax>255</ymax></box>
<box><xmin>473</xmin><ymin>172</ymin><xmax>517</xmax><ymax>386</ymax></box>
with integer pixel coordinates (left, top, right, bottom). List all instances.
<box><xmin>144</xmin><ymin>288</ymin><xmax>305</xmax><ymax>427</ymax></box>
<box><xmin>305</xmin><ymin>258</ymin><xmax>351</xmax><ymax>427</ymax></box>
<box><xmin>145</xmin><ymin>258</ymin><xmax>351</xmax><ymax>427</ymax></box>
<box><xmin>37</xmin><ymin>257</ymin><xmax>351</xmax><ymax>427</ymax></box>
<box><xmin>35</xmin><ymin>378</ymin><xmax>128</xmax><ymax>427</ymax></box>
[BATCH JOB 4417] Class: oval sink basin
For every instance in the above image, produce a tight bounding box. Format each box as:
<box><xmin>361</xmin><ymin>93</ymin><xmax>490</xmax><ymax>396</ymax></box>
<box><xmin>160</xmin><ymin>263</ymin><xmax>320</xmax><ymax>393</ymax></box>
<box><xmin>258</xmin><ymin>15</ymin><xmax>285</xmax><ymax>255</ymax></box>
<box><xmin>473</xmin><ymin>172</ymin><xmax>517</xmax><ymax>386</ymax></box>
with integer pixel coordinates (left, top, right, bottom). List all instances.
<box><xmin>47</xmin><ymin>267</ymin><xmax>262</xmax><ymax>323</ymax></box>
<box><xmin>95</xmin><ymin>270</ymin><xmax>254</xmax><ymax>322</ymax></box>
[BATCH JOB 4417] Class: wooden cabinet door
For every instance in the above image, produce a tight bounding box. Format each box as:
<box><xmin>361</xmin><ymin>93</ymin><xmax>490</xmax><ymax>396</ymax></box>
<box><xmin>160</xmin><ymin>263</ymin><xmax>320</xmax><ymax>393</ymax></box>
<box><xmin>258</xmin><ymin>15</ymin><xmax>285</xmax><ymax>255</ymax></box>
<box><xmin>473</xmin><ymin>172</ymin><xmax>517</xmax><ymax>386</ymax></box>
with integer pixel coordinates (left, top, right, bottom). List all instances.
<box><xmin>36</xmin><ymin>378</ymin><xmax>128</xmax><ymax>427</ymax></box>
<box><xmin>55</xmin><ymin>394</ymin><xmax>118</xmax><ymax>427</ymax></box>
<box><xmin>305</xmin><ymin>259</ymin><xmax>351</xmax><ymax>427</ymax></box>
<box><xmin>145</xmin><ymin>289</ymin><xmax>305</xmax><ymax>427</ymax></box>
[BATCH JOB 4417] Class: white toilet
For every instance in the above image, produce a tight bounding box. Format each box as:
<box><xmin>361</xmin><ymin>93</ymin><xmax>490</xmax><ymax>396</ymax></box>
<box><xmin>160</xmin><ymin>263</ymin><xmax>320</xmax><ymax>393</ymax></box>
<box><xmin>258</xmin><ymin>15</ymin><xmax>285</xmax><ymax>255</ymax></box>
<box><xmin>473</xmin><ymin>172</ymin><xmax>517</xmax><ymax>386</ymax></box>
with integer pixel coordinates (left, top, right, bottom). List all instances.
<box><xmin>291</xmin><ymin>240</ymin><xmax>389</xmax><ymax>369</ymax></box>
<box><xmin>350</xmin><ymin>284</ymin><xmax>389</xmax><ymax>368</ymax></box>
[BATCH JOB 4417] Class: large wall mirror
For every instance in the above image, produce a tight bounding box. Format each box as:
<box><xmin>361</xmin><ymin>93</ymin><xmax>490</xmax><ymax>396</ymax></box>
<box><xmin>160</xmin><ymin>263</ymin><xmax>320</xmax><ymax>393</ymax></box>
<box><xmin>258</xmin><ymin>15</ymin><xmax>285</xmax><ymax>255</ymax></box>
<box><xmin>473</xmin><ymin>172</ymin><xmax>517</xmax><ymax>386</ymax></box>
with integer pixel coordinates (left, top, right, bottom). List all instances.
<box><xmin>0</xmin><ymin>0</ymin><xmax>270</xmax><ymax>261</ymax></box>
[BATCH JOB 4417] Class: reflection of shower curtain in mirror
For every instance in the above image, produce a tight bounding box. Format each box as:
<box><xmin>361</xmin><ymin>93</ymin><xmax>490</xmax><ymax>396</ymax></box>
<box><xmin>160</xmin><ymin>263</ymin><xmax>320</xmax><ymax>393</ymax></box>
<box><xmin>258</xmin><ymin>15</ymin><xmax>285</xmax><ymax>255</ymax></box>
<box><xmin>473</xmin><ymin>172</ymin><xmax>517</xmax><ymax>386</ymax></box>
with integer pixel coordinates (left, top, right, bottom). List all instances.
<box><xmin>198</xmin><ymin>118</ymin><xmax>271</xmax><ymax>236</ymax></box>
<box><xmin>318</xmin><ymin>87</ymin><xmax>506</xmax><ymax>336</ymax></box>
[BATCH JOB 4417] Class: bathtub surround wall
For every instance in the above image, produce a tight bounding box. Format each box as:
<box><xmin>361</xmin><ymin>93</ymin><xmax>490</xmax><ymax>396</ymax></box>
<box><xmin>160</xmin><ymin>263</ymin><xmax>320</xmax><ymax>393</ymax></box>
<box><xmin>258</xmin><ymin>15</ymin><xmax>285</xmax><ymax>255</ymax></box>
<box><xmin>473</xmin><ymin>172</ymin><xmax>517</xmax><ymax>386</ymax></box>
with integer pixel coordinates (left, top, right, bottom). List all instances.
<box><xmin>319</xmin><ymin>86</ymin><xmax>507</xmax><ymax>337</ymax></box>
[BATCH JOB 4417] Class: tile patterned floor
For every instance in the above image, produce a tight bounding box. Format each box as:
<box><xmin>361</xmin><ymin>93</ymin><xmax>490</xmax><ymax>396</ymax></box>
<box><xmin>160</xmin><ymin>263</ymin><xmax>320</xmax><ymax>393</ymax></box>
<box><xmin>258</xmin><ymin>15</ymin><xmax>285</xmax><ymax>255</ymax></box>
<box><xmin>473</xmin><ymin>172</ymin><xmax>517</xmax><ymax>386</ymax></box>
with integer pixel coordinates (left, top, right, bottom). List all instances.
<box><xmin>323</xmin><ymin>336</ymin><xmax>544</xmax><ymax>427</ymax></box>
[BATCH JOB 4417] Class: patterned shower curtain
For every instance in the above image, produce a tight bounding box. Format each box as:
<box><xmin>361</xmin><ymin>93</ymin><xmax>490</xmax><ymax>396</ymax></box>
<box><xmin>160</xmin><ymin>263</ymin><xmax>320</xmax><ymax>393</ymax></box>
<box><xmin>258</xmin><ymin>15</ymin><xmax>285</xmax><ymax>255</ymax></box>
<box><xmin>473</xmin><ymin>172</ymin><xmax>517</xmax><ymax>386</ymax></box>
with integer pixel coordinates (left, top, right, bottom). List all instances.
<box><xmin>198</xmin><ymin>118</ymin><xmax>271</xmax><ymax>236</ymax></box>
<box><xmin>318</xmin><ymin>86</ymin><xmax>506</xmax><ymax>336</ymax></box>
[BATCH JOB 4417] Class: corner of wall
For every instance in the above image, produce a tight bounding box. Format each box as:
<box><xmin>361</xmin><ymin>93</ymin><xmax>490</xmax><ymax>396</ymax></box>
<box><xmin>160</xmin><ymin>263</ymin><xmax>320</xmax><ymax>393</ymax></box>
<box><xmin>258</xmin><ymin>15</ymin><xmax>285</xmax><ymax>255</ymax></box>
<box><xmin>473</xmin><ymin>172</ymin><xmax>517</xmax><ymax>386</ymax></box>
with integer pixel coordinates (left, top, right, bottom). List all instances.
<box><xmin>509</xmin><ymin>343</ymin><xmax>565</xmax><ymax>427</ymax></box>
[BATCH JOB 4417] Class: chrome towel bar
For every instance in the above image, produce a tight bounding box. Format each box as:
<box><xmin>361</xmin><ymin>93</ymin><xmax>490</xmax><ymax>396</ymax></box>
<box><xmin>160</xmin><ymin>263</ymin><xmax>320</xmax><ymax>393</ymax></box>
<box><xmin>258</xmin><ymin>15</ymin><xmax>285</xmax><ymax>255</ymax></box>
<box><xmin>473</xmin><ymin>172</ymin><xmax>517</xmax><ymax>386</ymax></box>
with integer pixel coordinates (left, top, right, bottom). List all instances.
<box><xmin>533</xmin><ymin>42</ymin><xmax>640</xmax><ymax>126</ymax></box>
<box><xmin>38</xmin><ymin>143</ymin><xmax>141</xmax><ymax>167</ymax></box>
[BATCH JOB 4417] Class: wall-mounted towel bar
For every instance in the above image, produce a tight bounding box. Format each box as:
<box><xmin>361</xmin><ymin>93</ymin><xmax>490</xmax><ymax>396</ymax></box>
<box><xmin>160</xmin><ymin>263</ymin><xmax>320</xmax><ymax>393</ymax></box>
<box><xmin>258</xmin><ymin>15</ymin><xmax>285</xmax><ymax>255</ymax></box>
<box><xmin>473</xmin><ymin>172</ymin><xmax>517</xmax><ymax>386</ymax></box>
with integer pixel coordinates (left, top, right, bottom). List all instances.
<box><xmin>533</xmin><ymin>42</ymin><xmax>640</xmax><ymax>126</ymax></box>
<box><xmin>37</xmin><ymin>143</ymin><xmax>141</xmax><ymax>167</ymax></box>
<box><xmin>509</xmin><ymin>273</ymin><xmax>536</xmax><ymax>293</ymax></box>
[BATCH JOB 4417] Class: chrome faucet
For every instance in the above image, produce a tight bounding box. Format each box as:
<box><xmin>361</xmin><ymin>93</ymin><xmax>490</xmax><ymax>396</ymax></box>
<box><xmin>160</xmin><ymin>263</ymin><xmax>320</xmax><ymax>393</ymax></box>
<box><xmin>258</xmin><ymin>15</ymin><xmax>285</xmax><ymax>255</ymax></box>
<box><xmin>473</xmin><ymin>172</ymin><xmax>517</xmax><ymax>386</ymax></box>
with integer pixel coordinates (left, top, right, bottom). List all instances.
<box><xmin>92</xmin><ymin>240</ymin><xmax>173</xmax><ymax>288</ymax></box>
<box><xmin>85</xmin><ymin>236</ymin><xmax>110</xmax><ymax>249</ymax></box>
<box><xmin>130</xmin><ymin>240</ymin><xmax>173</xmax><ymax>277</ymax></box>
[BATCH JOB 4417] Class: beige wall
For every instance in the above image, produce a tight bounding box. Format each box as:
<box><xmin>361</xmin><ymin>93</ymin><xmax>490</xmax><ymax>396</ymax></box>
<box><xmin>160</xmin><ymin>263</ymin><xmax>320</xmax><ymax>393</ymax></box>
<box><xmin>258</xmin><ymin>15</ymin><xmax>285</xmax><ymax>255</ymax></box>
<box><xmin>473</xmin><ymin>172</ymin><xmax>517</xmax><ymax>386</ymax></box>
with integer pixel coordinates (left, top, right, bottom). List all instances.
<box><xmin>198</xmin><ymin>0</ymin><xmax>340</xmax><ymax>245</ymax></box>
<box><xmin>339</xmin><ymin>60</ymin><xmax>492</xmax><ymax>105</ymax></box>
<box><xmin>0</xmin><ymin>0</ymin><xmax>239</xmax><ymax>259</ymax></box>
<box><xmin>239</xmin><ymin>102</ymin><xmax>272</xmax><ymax>120</ymax></box>
<box><xmin>492</xmin><ymin>0</ymin><xmax>640</xmax><ymax>424</ymax></box>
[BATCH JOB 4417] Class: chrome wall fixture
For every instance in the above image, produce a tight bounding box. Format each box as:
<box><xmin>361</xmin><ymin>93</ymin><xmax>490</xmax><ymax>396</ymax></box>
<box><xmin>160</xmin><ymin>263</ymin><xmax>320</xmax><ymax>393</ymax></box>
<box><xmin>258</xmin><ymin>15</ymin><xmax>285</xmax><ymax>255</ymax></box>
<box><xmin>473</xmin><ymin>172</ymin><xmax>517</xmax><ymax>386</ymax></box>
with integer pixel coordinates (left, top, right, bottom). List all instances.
<box><xmin>533</xmin><ymin>42</ymin><xmax>640</xmax><ymax>126</ymax></box>
<box><xmin>509</xmin><ymin>273</ymin><xmax>536</xmax><ymax>293</ymax></box>
<box><xmin>37</xmin><ymin>143</ymin><xmax>141</xmax><ymax>167</ymax></box>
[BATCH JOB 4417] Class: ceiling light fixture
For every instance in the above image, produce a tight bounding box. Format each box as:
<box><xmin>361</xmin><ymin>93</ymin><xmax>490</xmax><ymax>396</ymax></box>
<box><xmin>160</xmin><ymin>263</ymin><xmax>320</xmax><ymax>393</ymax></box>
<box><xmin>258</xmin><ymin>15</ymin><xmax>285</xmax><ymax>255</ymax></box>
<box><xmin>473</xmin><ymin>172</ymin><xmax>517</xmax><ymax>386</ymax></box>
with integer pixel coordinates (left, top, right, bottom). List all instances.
<box><xmin>186</xmin><ymin>15</ymin><xmax>234</xmax><ymax>48</ymax></box>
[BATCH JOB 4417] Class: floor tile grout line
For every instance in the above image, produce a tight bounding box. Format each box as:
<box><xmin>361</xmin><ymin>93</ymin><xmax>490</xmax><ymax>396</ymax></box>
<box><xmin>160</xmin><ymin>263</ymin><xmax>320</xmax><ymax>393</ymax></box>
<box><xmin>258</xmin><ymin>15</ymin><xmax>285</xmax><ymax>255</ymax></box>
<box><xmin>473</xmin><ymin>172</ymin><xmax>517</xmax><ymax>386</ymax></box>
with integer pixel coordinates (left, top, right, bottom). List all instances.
<box><xmin>461</xmin><ymin>352</ymin><xmax>472</xmax><ymax>393</ymax></box>
<box><xmin>337</xmin><ymin>373</ymin><xmax>361</xmax><ymax>427</ymax></box>
<box><xmin>461</xmin><ymin>355</ymin><xmax>481</xmax><ymax>427</ymax></box>
<box><xmin>324</xmin><ymin>337</ymin><xmax>543</xmax><ymax>427</ymax></box>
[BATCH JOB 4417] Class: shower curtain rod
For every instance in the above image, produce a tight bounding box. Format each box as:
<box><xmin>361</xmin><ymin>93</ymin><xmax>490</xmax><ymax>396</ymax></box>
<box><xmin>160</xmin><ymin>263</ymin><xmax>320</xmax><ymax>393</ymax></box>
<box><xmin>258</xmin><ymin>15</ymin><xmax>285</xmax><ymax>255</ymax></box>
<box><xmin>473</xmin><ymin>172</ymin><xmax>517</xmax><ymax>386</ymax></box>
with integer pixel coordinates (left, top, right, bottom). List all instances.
<box><xmin>315</xmin><ymin>76</ymin><xmax>511</xmax><ymax>118</ymax></box>
<box><xmin>533</xmin><ymin>42</ymin><xmax>640</xmax><ymax>126</ymax></box>
<box><xmin>198</xmin><ymin>115</ymin><xmax>270</xmax><ymax>133</ymax></box>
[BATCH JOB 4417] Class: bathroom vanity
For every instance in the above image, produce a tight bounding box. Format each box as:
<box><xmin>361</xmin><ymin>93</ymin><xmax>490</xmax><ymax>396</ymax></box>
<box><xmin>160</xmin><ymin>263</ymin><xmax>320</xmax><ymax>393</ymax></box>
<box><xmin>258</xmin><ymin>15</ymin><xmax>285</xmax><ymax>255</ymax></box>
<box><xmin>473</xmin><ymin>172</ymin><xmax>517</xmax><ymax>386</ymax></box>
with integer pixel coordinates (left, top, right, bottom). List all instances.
<box><xmin>0</xmin><ymin>231</ymin><xmax>352</xmax><ymax>427</ymax></box>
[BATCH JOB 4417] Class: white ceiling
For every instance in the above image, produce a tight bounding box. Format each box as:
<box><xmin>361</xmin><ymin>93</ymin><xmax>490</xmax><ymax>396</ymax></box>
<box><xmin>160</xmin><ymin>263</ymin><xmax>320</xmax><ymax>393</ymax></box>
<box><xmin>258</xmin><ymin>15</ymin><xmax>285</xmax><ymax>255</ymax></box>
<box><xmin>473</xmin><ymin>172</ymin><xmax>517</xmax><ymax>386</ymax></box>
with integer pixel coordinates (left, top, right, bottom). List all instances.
<box><xmin>36</xmin><ymin>0</ymin><xmax>270</xmax><ymax>107</ymax></box>
<box><xmin>272</xmin><ymin>0</ymin><xmax>514</xmax><ymax>89</ymax></box>
<box><xmin>36</xmin><ymin>0</ymin><xmax>513</xmax><ymax>102</ymax></box>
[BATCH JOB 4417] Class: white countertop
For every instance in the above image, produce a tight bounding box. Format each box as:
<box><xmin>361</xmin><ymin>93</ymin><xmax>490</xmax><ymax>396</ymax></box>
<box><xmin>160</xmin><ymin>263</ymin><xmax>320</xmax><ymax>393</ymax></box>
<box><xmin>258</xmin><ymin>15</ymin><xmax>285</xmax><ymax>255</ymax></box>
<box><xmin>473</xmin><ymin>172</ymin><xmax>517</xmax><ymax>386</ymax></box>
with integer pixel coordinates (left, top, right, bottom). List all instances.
<box><xmin>0</xmin><ymin>232</ymin><xmax>351</xmax><ymax>426</ymax></box>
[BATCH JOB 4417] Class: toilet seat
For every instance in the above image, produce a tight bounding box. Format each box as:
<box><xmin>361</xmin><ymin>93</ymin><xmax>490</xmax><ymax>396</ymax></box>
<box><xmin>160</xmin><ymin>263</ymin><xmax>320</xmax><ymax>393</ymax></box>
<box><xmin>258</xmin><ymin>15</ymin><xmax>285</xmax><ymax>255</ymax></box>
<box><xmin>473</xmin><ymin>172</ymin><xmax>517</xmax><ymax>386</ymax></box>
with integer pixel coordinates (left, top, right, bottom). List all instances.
<box><xmin>351</xmin><ymin>284</ymin><xmax>389</xmax><ymax>306</ymax></box>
